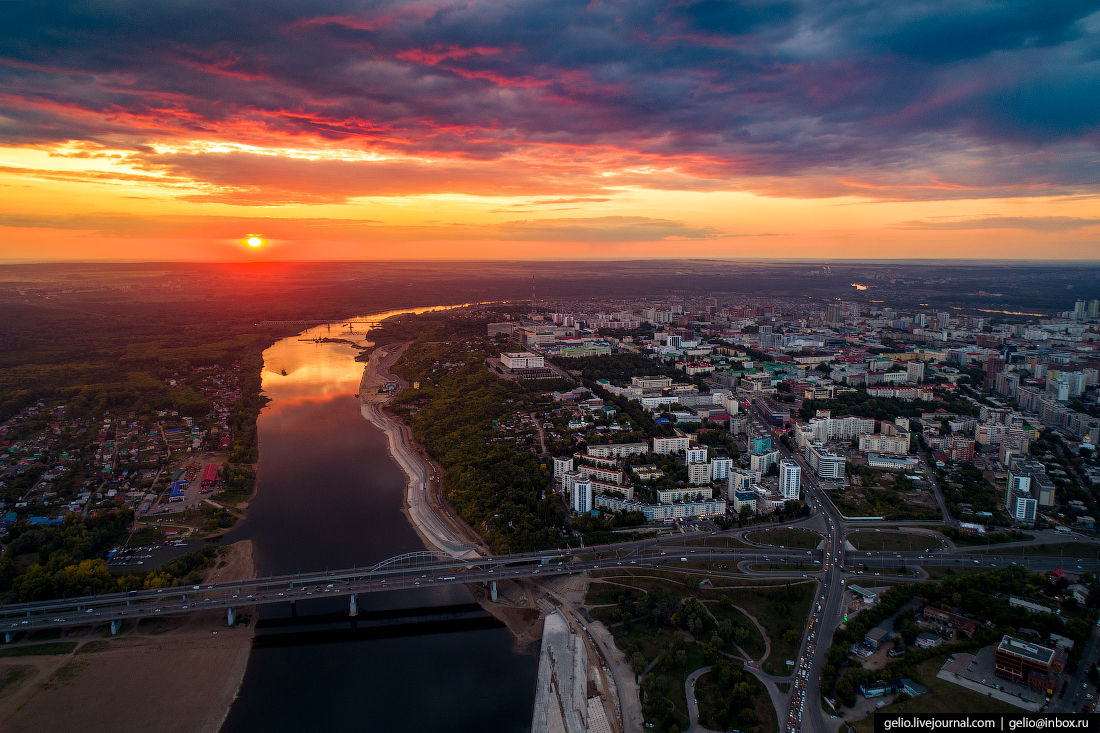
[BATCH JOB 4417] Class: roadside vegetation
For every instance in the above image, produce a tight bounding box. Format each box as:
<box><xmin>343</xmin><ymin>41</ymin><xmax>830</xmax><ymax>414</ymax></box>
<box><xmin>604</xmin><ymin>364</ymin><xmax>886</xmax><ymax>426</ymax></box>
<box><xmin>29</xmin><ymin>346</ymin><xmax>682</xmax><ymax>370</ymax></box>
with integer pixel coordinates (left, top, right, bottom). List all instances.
<box><xmin>585</xmin><ymin>573</ymin><xmax>783</xmax><ymax>733</ymax></box>
<box><xmin>846</xmin><ymin>532</ymin><xmax>941</xmax><ymax>552</ymax></box>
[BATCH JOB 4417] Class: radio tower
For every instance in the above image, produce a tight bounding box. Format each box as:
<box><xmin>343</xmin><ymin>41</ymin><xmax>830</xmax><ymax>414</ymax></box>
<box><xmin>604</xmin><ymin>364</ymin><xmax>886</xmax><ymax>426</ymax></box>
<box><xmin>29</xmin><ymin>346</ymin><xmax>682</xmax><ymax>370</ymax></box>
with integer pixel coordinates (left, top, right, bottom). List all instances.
<box><xmin>531</xmin><ymin>274</ymin><xmax>536</xmax><ymax>314</ymax></box>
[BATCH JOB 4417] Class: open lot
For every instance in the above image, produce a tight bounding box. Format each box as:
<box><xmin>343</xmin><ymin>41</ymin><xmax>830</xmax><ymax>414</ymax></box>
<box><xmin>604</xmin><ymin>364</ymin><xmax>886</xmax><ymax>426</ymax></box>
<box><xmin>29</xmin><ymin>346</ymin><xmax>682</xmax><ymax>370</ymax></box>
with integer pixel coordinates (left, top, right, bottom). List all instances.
<box><xmin>829</xmin><ymin>482</ymin><xmax>942</xmax><ymax>521</ymax></box>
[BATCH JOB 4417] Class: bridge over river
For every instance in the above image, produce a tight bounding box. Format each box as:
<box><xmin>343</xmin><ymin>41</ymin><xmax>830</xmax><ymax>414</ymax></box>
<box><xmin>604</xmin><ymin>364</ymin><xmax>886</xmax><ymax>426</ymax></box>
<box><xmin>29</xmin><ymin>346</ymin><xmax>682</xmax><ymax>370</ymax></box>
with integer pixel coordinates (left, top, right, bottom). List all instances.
<box><xmin>2</xmin><ymin>543</ymin><xmax>1093</xmax><ymax>639</ymax></box>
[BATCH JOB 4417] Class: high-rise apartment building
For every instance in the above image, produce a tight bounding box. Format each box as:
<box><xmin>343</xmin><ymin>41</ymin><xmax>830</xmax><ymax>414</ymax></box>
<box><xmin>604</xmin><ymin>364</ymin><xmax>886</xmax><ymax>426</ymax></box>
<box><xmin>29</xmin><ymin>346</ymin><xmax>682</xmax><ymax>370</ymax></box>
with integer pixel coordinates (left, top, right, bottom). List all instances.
<box><xmin>779</xmin><ymin>460</ymin><xmax>801</xmax><ymax>500</ymax></box>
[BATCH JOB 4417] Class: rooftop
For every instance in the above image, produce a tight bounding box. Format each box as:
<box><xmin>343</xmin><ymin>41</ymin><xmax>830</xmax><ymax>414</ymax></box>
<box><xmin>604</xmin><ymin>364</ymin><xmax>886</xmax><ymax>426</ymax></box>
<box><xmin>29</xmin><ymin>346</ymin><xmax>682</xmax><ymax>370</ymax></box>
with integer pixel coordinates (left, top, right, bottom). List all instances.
<box><xmin>997</xmin><ymin>635</ymin><xmax>1056</xmax><ymax>666</ymax></box>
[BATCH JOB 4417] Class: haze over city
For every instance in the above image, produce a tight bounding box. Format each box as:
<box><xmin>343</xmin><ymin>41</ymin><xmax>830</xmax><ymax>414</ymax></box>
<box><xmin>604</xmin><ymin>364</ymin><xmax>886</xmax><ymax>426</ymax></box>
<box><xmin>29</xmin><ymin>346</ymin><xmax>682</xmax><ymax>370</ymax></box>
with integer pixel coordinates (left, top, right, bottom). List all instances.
<box><xmin>1</xmin><ymin>1</ymin><xmax>1099</xmax><ymax>262</ymax></box>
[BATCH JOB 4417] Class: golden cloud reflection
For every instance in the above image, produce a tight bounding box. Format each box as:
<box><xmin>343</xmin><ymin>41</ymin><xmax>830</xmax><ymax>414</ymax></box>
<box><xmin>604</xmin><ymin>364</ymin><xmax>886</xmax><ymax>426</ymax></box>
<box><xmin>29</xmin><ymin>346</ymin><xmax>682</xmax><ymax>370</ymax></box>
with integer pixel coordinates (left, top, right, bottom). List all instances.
<box><xmin>258</xmin><ymin>303</ymin><xmax>481</xmax><ymax>406</ymax></box>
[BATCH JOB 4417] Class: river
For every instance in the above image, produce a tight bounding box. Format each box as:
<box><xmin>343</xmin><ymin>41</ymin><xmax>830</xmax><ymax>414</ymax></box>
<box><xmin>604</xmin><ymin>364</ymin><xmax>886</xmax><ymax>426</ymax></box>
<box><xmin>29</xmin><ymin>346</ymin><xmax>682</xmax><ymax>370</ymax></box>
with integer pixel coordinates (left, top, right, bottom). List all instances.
<box><xmin>220</xmin><ymin>309</ymin><xmax>538</xmax><ymax>733</ymax></box>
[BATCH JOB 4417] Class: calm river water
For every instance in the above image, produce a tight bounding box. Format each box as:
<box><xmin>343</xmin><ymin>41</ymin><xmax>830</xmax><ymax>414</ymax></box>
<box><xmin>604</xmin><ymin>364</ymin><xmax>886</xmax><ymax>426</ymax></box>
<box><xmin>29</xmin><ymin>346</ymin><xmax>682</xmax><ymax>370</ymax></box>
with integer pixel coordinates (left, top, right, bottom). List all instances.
<box><xmin>220</xmin><ymin>311</ymin><xmax>537</xmax><ymax>733</ymax></box>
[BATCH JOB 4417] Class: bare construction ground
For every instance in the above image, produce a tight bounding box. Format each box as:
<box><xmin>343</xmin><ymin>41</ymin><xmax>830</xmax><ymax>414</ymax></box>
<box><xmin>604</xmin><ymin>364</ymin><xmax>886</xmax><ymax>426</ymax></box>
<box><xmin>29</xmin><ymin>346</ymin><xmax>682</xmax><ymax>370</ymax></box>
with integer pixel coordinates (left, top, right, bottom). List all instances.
<box><xmin>0</xmin><ymin>540</ymin><xmax>255</xmax><ymax>733</ymax></box>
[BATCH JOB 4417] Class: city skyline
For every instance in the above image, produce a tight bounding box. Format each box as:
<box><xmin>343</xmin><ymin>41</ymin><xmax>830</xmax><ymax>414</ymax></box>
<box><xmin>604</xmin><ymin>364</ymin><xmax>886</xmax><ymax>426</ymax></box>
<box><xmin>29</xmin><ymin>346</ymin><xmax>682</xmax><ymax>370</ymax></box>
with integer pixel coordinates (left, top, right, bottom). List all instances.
<box><xmin>2</xmin><ymin>1</ymin><xmax>1099</xmax><ymax>262</ymax></box>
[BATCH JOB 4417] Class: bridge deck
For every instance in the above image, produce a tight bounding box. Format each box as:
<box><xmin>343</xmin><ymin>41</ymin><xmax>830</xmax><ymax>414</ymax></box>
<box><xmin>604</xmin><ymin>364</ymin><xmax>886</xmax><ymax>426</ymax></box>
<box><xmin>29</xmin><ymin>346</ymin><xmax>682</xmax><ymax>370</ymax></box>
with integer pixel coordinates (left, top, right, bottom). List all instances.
<box><xmin>0</xmin><ymin>545</ymin><xmax>1090</xmax><ymax>634</ymax></box>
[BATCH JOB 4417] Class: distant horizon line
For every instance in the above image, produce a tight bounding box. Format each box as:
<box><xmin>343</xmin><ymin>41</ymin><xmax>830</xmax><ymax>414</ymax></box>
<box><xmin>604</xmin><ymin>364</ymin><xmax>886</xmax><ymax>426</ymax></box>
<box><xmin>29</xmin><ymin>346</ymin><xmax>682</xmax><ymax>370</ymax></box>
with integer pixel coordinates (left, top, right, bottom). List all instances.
<box><xmin>3</xmin><ymin>257</ymin><xmax>1100</xmax><ymax>267</ymax></box>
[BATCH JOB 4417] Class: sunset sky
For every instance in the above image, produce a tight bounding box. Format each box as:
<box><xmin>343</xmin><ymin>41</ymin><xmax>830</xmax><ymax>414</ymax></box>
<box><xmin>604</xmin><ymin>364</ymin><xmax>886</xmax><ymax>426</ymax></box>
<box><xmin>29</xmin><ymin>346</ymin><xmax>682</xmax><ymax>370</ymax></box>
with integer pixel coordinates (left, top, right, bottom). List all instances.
<box><xmin>2</xmin><ymin>1</ymin><xmax>1098</xmax><ymax>261</ymax></box>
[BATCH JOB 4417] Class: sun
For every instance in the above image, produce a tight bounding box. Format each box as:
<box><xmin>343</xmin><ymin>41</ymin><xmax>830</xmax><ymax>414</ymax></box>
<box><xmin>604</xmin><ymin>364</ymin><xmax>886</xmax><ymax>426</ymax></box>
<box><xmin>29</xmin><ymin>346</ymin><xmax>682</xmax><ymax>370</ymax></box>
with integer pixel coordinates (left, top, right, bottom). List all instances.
<box><xmin>244</xmin><ymin>236</ymin><xmax>265</xmax><ymax>249</ymax></box>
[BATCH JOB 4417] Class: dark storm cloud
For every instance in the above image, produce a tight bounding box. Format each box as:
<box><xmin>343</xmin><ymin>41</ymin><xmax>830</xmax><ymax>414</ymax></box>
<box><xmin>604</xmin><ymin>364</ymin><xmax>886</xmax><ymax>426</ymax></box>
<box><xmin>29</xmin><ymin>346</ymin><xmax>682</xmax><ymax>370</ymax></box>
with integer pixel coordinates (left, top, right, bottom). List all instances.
<box><xmin>0</xmin><ymin>0</ymin><xmax>1097</xmax><ymax>199</ymax></box>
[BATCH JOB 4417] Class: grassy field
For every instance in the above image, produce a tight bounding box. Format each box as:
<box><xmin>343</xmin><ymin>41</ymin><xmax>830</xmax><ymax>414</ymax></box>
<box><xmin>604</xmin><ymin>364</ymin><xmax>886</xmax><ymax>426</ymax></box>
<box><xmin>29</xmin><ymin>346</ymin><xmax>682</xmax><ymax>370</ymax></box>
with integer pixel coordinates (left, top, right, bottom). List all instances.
<box><xmin>0</xmin><ymin>665</ymin><xmax>31</xmax><ymax>695</ymax></box>
<box><xmin>922</xmin><ymin>566</ymin><xmax>996</xmax><ymax>580</ymax></box>
<box><xmin>0</xmin><ymin>642</ymin><xmax>77</xmax><ymax>657</ymax></box>
<box><xmin>746</xmin><ymin>528</ymin><xmax>823</xmax><ymax>549</ymax></box>
<box><xmin>849</xmin><ymin>655</ymin><xmax>1019</xmax><ymax>733</ymax></box>
<box><xmin>724</xmin><ymin>582</ymin><xmax>816</xmax><ymax>666</ymax></box>
<box><xmin>588</xmin><ymin>567</ymin><xmax>787</xmax><ymax>590</ymax></box>
<box><xmin>75</xmin><ymin>640</ymin><xmax>111</xmax><ymax>654</ymax></box>
<box><xmin>950</xmin><ymin>532</ymin><xmax>1034</xmax><ymax>547</ymax></box>
<box><xmin>847</xmin><ymin>531</ymin><xmax>942</xmax><ymax>552</ymax></box>
<box><xmin>963</xmin><ymin>541</ymin><xmax>1100</xmax><ymax>558</ymax></box>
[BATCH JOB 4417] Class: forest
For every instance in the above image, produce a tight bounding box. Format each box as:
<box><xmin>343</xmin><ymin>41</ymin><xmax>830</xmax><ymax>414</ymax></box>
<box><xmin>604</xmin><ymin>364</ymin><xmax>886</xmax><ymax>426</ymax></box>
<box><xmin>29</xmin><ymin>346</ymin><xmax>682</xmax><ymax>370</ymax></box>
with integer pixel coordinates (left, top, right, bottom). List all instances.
<box><xmin>383</xmin><ymin>314</ymin><xmax>567</xmax><ymax>553</ymax></box>
<box><xmin>0</xmin><ymin>509</ymin><xmax>220</xmax><ymax>601</ymax></box>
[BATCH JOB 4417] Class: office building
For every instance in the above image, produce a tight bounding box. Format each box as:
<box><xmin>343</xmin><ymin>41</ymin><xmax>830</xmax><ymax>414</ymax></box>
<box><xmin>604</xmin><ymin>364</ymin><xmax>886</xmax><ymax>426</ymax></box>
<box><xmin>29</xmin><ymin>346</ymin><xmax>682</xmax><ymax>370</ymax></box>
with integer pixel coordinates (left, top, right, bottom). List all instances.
<box><xmin>501</xmin><ymin>352</ymin><xmax>545</xmax><ymax>369</ymax></box>
<box><xmin>994</xmin><ymin>636</ymin><xmax>1064</xmax><ymax>693</ymax></box>
<box><xmin>732</xmin><ymin>490</ymin><xmax>757</xmax><ymax>513</ymax></box>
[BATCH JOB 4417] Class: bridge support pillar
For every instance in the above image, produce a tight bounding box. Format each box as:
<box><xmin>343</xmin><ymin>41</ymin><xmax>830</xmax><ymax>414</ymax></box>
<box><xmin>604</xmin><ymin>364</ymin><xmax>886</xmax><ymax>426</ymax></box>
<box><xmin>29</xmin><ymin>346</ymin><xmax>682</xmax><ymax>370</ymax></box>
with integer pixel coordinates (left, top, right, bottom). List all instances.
<box><xmin>349</xmin><ymin>594</ymin><xmax>358</xmax><ymax>617</ymax></box>
<box><xmin>4</xmin><ymin>632</ymin><xmax>12</xmax><ymax>643</ymax></box>
<box><xmin>110</xmin><ymin>620</ymin><xmax>121</xmax><ymax>635</ymax></box>
<box><xmin>491</xmin><ymin>581</ymin><xmax>498</xmax><ymax>602</ymax></box>
<box><xmin>290</xmin><ymin>601</ymin><xmax>297</xmax><ymax>618</ymax></box>
<box><xmin>227</xmin><ymin>607</ymin><xmax>237</xmax><ymax>627</ymax></box>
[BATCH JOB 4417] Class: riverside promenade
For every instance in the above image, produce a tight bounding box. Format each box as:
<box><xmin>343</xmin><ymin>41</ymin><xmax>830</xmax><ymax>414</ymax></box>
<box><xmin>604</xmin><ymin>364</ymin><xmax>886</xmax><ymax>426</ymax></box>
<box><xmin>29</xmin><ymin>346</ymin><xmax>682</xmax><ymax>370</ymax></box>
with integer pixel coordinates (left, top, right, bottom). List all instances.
<box><xmin>358</xmin><ymin>343</ymin><xmax>481</xmax><ymax>560</ymax></box>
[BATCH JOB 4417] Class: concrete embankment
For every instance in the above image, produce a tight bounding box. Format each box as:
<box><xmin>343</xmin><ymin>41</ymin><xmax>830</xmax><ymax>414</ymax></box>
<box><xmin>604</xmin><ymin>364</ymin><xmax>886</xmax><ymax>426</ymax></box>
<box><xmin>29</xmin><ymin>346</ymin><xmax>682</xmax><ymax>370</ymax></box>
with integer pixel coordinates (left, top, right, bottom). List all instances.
<box><xmin>358</xmin><ymin>344</ymin><xmax>479</xmax><ymax>560</ymax></box>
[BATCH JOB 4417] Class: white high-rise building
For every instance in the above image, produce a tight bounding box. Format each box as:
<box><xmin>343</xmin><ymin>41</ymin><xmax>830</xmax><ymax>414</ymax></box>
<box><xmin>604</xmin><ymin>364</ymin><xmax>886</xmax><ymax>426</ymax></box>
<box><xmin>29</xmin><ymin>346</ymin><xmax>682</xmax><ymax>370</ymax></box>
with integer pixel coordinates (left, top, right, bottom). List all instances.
<box><xmin>750</xmin><ymin>449</ymin><xmax>781</xmax><ymax>474</ymax></box>
<box><xmin>688</xmin><ymin>462</ymin><xmax>711</xmax><ymax>486</ymax></box>
<box><xmin>685</xmin><ymin>446</ymin><xmax>708</xmax><ymax>464</ymax></box>
<box><xmin>779</xmin><ymin>460</ymin><xmax>801</xmax><ymax>501</ymax></box>
<box><xmin>710</xmin><ymin>458</ymin><xmax>734</xmax><ymax>481</ymax></box>
<box><xmin>1014</xmin><ymin>496</ymin><xmax>1037</xmax><ymax>522</ymax></box>
<box><xmin>906</xmin><ymin>361</ymin><xmax>924</xmax><ymax>383</ymax></box>
<box><xmin>571</xmin><ymin>480</ymin><xmax>592</xmax><ymax>514</ymax></box>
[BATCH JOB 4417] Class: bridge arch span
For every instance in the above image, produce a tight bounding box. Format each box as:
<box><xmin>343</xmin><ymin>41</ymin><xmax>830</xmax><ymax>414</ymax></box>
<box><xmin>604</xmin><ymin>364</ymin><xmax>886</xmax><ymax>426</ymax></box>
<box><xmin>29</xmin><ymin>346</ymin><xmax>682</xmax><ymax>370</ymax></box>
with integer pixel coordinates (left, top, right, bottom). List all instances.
<box><xmin>369</xmin><ymin>551</ymin><xmax>464</xmax><ymax>573</ymax></box>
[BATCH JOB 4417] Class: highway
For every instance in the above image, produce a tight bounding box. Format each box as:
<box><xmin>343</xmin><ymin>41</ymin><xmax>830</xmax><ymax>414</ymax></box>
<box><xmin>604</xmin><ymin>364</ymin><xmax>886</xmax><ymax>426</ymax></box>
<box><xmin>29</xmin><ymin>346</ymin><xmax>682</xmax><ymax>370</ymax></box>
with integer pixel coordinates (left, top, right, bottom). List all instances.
<box><xmin>2</xmin><ymin>536</ymin><xmax>1094</xmax><ymax>636</ymax></box>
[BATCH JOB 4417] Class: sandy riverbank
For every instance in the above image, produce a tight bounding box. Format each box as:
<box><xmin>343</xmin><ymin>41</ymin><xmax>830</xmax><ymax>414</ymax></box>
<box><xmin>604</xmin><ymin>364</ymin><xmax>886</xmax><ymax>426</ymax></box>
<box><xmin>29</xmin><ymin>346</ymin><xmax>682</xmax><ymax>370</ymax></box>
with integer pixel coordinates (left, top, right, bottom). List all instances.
<box><xmin>357</xmin><ymin>342</ymin><xmax>486</xmax><ymax>559</ymax></box>
<box><xmin>0</xmin><ymin>540</ymin><xmax>255</xmax><ymax>733</ymax></box>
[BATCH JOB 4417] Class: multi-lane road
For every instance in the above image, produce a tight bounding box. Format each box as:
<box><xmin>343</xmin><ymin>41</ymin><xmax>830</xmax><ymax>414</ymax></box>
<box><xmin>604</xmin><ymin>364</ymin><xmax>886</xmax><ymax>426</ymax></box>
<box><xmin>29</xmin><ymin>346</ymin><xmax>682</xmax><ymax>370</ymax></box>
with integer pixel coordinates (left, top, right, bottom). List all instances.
<box><xmin>2</xmin><ymin>529</ymin><xmax>1094</xmax><ymax>637</ymax></box>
